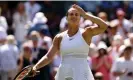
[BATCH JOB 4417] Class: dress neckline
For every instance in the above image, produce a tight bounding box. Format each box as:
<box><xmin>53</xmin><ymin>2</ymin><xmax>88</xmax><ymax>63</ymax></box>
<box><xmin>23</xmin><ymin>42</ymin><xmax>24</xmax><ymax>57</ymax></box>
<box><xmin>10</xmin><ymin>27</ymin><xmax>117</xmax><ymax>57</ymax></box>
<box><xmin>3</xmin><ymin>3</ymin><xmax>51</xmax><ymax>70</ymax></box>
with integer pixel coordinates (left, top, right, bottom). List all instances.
<box><xmin>67</xmin><ymin>29</ymin><xmax>79</xmax><ymax>38</ymax></box>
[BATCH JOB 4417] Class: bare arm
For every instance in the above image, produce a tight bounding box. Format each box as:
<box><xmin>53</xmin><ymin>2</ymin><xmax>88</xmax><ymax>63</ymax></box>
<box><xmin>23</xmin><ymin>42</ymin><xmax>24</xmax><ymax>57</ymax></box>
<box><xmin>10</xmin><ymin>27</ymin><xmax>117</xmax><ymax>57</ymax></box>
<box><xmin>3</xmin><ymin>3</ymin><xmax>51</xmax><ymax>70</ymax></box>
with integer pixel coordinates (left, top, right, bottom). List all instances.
<box><xmin>72</xmin><ymin>4</ymin><xmax>108</xmax><ymax>36</ymax></box>
<box><xmin>33</xmin><ymin>34</ymin><xmax>62</xmax><ymax>70</ymax></box>
<box><xmin>84</xmin><ymin>13</ymin><xmax>108</xmax><ymax>36</ymax></box>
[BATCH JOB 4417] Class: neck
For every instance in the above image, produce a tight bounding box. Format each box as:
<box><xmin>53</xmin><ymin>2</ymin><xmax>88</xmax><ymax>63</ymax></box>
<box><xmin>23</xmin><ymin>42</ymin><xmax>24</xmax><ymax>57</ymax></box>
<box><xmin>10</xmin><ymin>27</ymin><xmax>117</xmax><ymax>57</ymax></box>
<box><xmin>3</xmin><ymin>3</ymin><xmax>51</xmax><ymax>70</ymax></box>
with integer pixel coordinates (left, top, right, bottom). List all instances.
<box><xmin>124</xmin><ymin>55</ymin><xmax>131</xmax><ymax>60</ymax></box>
<box><xmin>67</xmin><ymin>24</ymin><xmax>79</xmax><ymax>37</ymax></box>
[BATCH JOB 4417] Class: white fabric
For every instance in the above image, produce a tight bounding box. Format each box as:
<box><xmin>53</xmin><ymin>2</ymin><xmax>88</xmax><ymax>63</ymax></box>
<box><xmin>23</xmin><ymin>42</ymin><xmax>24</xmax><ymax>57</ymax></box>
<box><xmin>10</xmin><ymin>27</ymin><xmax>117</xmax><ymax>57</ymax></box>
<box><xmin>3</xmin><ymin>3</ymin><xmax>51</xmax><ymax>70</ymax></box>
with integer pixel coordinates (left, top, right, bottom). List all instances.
<box><xmin>0</xmin><ymin>16</ymin><xmax>8</xmax><ymax>31</ymax></box>
<box><xmin>12</xmin><ymin>12</ymin><xmax>29</xmax><ymax>42</ymax></box>
<box><xmin>111</xmin><ymin>57</ymin><xmax>133</xmax><ymax>80</ymax></box>
<box><xmin>24</xmin><ymin>2</ymin><xmax>41</xmax><ymax>21</ymax></box>
<box><xmin>0</xmin><ymin>44</ymin><xmax>19</xmax><ymax>71</ymax></box>
<box><xmin>0</xmin><ymin>27</ymin><xmax>7</xmax><ymax>40</ymax></box>
<box><xmin>55</xmin><ymin>28</ymin><xmax>94</xmax><ymax>80</ymax></box>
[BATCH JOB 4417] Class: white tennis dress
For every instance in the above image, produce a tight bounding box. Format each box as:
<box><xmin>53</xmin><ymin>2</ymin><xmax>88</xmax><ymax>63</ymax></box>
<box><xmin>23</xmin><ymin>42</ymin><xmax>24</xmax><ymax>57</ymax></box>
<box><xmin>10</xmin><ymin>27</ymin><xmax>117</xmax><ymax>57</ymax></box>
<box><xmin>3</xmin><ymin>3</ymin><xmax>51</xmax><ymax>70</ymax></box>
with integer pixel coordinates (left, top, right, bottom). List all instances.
<box><xmin>55</xmin><ymin>28</ymin><xmax>94</xmax><ymax>80</ymax></box>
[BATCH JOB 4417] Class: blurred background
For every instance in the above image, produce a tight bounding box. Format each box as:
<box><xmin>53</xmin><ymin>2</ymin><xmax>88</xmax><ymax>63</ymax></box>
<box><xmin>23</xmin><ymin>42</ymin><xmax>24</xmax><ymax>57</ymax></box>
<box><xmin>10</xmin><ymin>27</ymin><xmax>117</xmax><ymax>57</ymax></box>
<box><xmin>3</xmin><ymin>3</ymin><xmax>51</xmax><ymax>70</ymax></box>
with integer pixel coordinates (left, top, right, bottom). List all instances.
<box><xmin>0</xmin><ymin>1</ymin><xmax>133</xmax><ymax>80</ymax></box>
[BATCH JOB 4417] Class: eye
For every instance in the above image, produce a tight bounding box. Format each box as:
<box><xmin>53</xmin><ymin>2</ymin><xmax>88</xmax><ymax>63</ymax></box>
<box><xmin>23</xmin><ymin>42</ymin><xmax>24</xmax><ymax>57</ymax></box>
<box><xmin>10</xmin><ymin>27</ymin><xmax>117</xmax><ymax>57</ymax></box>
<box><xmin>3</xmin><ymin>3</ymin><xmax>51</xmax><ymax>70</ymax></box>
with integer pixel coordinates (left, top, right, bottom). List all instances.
<box><xmin>75</xmin><ymin>13</ymin><xmax>79</xmax><ymax>16</ymax></box>
<box><xmin>69</xmin><ymin>13</ymin><xmax>74</xmax><ymax>16</ymax></box>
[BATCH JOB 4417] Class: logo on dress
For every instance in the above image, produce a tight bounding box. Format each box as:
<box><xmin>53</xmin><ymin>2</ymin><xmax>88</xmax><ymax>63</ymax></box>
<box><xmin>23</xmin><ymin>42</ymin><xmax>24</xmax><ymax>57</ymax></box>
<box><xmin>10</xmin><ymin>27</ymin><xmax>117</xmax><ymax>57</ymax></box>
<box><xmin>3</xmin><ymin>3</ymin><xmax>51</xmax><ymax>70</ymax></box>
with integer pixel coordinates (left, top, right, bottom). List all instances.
<box><xmin>69</xmin><ymin>38</ymin><xmax>74</xmax><ymax>41</ymax></box>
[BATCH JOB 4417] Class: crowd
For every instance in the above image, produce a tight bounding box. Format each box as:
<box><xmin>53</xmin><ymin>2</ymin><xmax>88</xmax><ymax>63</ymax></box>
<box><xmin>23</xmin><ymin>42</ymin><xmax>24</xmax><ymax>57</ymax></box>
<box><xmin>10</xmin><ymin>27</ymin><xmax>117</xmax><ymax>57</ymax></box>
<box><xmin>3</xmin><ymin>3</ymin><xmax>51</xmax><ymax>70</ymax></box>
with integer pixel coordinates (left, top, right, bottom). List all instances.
<box><xmin>0</xmin><ymin>1</ymin><xmax>133</xmax><ymax>80</ymax></box>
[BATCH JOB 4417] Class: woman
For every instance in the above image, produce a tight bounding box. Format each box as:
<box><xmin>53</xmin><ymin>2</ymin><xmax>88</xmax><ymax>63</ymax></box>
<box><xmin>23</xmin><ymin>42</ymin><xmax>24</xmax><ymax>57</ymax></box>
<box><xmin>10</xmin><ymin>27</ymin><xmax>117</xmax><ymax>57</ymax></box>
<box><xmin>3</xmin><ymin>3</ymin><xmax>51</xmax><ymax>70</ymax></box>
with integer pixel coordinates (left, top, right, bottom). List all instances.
<box><xmin>32</xmin><ymin>4</ymin><xmax>107</xmax><ymax>80</ymax></box>
<box><xmin>92</xmin><ymin>41</ymin><xmax>112</xmax><ymax>80</ymax></box>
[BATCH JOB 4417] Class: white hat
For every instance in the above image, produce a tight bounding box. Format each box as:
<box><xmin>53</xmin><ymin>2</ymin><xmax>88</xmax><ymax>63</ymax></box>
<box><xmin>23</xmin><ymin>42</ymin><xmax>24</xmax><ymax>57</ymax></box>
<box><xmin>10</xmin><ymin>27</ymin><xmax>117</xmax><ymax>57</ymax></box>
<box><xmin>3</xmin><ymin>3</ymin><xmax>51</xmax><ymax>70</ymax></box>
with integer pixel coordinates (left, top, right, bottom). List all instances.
<box><xmin>97</xmin><ymin>41</ymin><xmax>107</xmax><ymax>50</ymax></box>
<box><xmin>118</xmin><ymin>45</ymin><xmax>126</xmax><ymax>55</ymax></box>
<box><xmin>33</xmin><ymin>12</ymin><xmax>48</xmax><ymax>24</ymax></box>
<box><xmin>113</xmin><ymin>35</ymin><xmax>123</xmax><ymax>41</ymax></box>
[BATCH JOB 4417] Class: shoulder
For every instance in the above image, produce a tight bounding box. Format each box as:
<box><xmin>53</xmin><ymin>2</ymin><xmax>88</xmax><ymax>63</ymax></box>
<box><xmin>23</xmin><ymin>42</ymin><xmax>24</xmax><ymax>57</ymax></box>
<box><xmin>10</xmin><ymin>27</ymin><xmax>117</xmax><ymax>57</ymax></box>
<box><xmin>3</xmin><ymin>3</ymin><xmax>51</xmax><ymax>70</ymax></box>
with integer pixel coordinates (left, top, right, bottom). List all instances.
<box><xmin>55</xmin><ymin>30</ymin><xmax>67</xmax><ymax>39</ymax></box>
<box><xmin>115</xmin><ymin>57</ymin><xmax>125</xmax><ymax>63</ymax></box>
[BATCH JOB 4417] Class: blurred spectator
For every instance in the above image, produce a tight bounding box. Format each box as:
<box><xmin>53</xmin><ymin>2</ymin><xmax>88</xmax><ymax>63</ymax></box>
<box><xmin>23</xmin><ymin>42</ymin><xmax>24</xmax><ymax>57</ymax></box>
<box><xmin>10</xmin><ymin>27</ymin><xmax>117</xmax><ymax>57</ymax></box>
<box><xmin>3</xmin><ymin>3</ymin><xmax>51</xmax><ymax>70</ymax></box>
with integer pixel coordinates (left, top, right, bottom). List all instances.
<box><xmin>0</xmin><ymin>27</ymin><xmax>7</xmax><ymax>45</ymax></box>
<box><xmin>38</xmin><ymin>28</ymin><xmax>52</xmax><ymax>50</ymax></box>
<box><xmin>27</xmin><ymin>12</ymin><xmax>50</xmax><ymax>37</ymax></box>
<box><xmin>111</xmin><ymin>9</ymin><xmax>132</xmax><ymax>38</ymax></box>
<box><xmin>0</xmin><ymin>35</ymin><xmax>19</xmax><ymax>80</ymax></box>
<box><xmin>35</xmin><ymin>39</ymin><xmax>51</xmax><ymax>80</ymax></box>
<box><xmin>109</xmin><ymin>35</ymin><xmax>124</xmax><ymax>61</ymax></box>
<box><xmin>0</xmin><ymin>7</ymin><xmax>8</xmax><ymax>31</ymax></box>
<box><xmin>129</xmin><ymin>14</ymin><xmax>133</xmax><ymax>32</ymax></box>
<box><xmin>18</xmin><ymin>42</ymin><xmax>32</xmax><ymax>71</ymax></box>
<box><xmin>12</xmin><ymin>2</ymin><xmax>29</xmax><ymax>47</ymax></box>
<box><xmin>98</xmin><ymin>12</ymin><xmax>109</xmax><ymax>24</ymax></box>
<box><xmin>51</xmin><ymin>53</ymin><xmax>61</xmax><ymax>79</ymax></box>
<box><xmin>17</xmin><ymin>42</ymin><xmax>32</xmax><ymax>80</ymax></box>
<box><xmin>111</xmin><ymin>45</ymin><xmax>133</xmax><ymax>80</ymax></box>
<box><xmin>29</xmin><ymin>31</ymin><xmax>41</xmax><ymax>64</ymax></box>
<box><xmin>92</xmin><ymin>41</ymin><xmax>112</xmax><ymax>80</ymax></box>
<box><xmin>24</xmin><ymin>1</ymin><xmax>41</xmax><ymax>21</ymax></box>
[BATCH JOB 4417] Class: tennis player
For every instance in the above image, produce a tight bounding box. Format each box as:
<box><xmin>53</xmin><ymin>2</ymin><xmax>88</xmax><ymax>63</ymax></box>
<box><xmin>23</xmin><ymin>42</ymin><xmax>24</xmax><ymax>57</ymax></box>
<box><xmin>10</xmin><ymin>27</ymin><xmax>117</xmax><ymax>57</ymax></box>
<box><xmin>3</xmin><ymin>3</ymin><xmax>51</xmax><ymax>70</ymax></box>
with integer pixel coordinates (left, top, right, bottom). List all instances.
<box><xmin>32</xmin><ymin>4</ymin><xmax>108</xmax><ymax>80</ymax></box>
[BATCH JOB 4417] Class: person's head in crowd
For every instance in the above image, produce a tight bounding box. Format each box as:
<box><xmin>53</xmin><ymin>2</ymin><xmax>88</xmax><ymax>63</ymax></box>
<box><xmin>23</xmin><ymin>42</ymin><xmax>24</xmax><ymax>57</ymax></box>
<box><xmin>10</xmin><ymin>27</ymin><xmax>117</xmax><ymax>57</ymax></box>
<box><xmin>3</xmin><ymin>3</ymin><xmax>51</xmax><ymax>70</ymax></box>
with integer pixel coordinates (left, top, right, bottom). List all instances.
<box><xmin>22</xmin><ymin>42</ymin><xmax>32</xmax><ymax>59</ymax></box>
<box><xmin>17</xmin><ymin>2</ymin><xmax>25</xmax><ymax>13</ymax></box>
<box><xmin>6</xmin><ymin>35</ymin><xmax>16</xmax><ymax>45</ymax></box>
<box><xmin>112</xmin><ymin>35</ymin><xmax>123</xmax><ymax>47</ymax></box>
<box><xmin>33</xmin><ymin>12</ymin><xmax>48</xmax><ymax>25</ymax></box>
<box><xmin>122</xmin><ymin>45</ymin><xmax>132</xmax><ymax>59</ymax></box>
<box><xmin>98</xmin><ymin>12</ymin><xmax>108</xmax><ymax>21</ymax></box>
<box><xmin>29</xmin><ymin>0</ymin><xmax>36</xmax><ymax>5</ymax></box>
<box><xmin>30</xmin><ymin>31</ymin><xmax>39</xmax><ymax>47</ymax></box>
<box><xmin>39</xmin><ymin>28</ymin><xmax>48</xmax><ymax>38</ymax></box>
<box><xmin>97</xmin><ymin>41</ymin><xmax>108</xmax><ymax>58</ymax></box>
<box><xmin>0</xmin><ymin>27</ymin><xmax>7</xmax><ymax>45</ymax></box>
<box><xmin>94</xmin><ymin>72</ymin><xmax>103</xmax><ymax>80</ymax></box>
<box><xmin>109</xmin><ymin>20</ymin><xmax>118</xmax><ymax>35</ymax></box>
<box><xmin>116</xmin><ymin>8</ymin><xmax>125</xmax><ymax>20</ymax></box>
<box><xmin>128</xmin><ymin>33</ymin><xmax>133</xmax><ymax>45</ymax></box>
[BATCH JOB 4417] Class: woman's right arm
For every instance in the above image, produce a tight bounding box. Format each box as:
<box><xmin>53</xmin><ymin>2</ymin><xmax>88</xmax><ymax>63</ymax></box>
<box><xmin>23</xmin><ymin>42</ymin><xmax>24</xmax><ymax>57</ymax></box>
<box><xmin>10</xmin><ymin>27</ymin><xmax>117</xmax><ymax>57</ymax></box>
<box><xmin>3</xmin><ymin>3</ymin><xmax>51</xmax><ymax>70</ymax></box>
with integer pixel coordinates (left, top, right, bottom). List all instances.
<box><xmin>33</xmin><ymin>34</ymin><xmax>61</xmax><ymax>71</ymax></box>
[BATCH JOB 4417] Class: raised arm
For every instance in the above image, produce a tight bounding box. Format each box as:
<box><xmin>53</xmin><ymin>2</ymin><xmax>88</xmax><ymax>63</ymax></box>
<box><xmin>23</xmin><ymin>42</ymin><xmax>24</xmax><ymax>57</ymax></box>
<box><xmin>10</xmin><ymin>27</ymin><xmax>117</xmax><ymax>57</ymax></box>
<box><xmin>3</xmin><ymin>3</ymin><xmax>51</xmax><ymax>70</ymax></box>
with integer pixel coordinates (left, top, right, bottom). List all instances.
<box><xmin>73</xmin><ymin>4</ymin><xmax>108</xmax><ymax>36</ymax></box>
<box><xmin>33</xmin><ymin>34</ymin><xmax>62</xmax><ymax>71</ymax></box>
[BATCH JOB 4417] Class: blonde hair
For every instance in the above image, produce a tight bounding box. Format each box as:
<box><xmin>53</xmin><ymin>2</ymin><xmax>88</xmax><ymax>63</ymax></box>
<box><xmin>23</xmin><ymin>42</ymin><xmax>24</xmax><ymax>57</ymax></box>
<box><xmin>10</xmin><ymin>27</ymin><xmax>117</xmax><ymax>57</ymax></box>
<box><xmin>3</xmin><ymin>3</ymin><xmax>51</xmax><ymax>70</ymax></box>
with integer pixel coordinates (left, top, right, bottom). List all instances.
<box><xmin>6</xmin><ymin>35</ymin><xmax>16</xmax><ymax>44</ymax></box>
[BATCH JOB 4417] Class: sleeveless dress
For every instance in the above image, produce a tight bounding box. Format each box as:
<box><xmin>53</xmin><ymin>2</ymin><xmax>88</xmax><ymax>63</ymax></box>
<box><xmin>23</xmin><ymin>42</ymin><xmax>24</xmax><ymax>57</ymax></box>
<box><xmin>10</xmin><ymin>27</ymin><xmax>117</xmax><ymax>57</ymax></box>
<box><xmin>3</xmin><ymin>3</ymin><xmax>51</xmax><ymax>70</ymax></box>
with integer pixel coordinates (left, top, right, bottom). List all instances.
<box><xmin>55</xmin><ymin>28</ymin><xmax>94</xmax><ymax>80</ymax></box>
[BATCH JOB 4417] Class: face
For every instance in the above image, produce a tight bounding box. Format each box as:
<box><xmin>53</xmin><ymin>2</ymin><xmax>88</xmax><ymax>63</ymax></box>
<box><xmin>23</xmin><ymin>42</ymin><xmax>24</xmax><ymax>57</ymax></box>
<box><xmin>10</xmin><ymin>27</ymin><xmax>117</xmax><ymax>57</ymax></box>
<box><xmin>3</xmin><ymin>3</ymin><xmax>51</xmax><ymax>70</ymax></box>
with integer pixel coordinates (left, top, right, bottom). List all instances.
<box><xmin>67</xmin><ymin>8</ymin><xmax>80</xmax><ymax>25</ymax></box>
<box><xmin>18</xmin><ymin>3</ymin><xmax>25</xmax><ymax>12</ymax></box>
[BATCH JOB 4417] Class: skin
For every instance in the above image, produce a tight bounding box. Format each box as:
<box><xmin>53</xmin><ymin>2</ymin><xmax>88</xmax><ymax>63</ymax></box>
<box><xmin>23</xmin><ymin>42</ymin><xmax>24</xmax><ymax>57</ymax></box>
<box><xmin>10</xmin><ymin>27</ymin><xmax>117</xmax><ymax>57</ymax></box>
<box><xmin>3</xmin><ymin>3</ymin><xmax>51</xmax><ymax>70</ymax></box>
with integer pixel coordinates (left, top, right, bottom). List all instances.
<box><xmin>32</xmin><ymin>4</ymin><xmax>108</xmax><ymax>76</ymax></box>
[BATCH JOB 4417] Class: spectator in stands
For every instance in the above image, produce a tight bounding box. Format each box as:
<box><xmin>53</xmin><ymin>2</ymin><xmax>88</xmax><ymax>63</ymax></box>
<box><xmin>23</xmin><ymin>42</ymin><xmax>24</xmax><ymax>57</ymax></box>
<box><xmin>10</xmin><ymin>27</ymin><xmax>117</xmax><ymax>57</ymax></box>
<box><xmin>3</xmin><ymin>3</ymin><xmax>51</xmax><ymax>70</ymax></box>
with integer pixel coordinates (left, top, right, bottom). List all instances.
<box><xmin>111</xmin><ymin>45</ymin><xmax>133</xmax><ymax>80</ymax></box>
<box><xmin>0</xmin><ymin>35</ymin><xmax>19</xmax><ymax>80</ymax></box>
<box><xmin>38</xmin><ymin>28</ymin><xmax>52</xmax><ymax>50</ymax></box>
<box><xmin>27</xmin><ymin>12</ymin><xmax>50</xmax><ymax>37</ymax></box>
<box><xmin>12</xmin><ymin>2</ymin><xmax>29</xmax><ymax>47</ymax></box>
<box><xmin>0</xmin><ymin>27</ymin><xmax>7</xmax><ymax>45</ymax></box>
<box><xmin>92</xmin><ymin>41</ymin><xmax>112</xmax><ymax>80</ymax></box>
<box><xmin>24</xmin><ymin>1</ymin><xmax>41</xmax><ymax>21</ymax></box>
<box><xmin>29</xmin><ymin>31</ymin><xmax>41</xmax><ymax>64</ymax></box>
<box><xmin>0</xmin><ymin>7</ymin><xmax>8</xmax><ymax>31</ymax></box>
<box><xmin>111</xmin><ymin>9</ymin><xmax>132</xmax><ymax>39</ymax></box>
<box><xmin>108</xmin><ymin>35</ymin><xmax>124</xmax><ymax>61</ymax></box>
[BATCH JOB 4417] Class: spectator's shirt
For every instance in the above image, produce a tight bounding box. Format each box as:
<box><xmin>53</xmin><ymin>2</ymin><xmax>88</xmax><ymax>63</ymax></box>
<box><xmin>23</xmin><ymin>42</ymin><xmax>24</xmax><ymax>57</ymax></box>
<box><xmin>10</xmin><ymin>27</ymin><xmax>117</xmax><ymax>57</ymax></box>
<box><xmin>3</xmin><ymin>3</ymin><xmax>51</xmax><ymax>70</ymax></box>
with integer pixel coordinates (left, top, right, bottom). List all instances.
<box><xmin>111</xmin><ymin>57</ymin><xmax>133</xmax><ymax>80</ymax></box>
<box><xmin>24</xmin><ymin>2</ymin><xmax>41</xmax><ymax>21</ymax></box>
<box><xmin>0</xmin><ymin>16</ymin><xmax>8</xmax><ymax>31</ymax></box>
<box><xmin>0</xmin><ymin>44</ymin><xmax>19</xmax><ymax>71</ymax></box>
